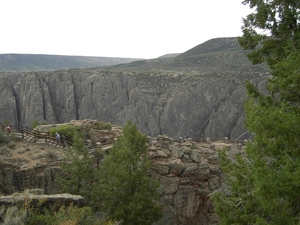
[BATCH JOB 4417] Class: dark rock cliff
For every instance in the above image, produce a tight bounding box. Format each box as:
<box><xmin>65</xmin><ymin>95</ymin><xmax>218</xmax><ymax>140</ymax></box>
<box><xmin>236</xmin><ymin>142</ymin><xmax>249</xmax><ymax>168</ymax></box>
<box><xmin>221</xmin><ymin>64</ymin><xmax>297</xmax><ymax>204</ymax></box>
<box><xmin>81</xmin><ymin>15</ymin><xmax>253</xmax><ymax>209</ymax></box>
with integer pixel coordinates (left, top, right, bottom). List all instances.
<box><xmin>0</xmin><ymin>37</ymin><xmax>269</xmax><ymax>140</ymax></box>
<box><xmin>0</xmin><ymin>70</ymin><xmax>267</xmax><ymax>139</ymax></box>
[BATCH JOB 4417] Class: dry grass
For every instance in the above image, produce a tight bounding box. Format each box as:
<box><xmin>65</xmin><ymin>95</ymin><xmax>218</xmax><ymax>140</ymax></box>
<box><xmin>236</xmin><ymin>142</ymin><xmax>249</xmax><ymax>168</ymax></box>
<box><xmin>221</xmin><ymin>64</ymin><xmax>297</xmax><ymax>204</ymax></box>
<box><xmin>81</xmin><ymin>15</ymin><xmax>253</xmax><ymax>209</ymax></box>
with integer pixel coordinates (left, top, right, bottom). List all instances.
<box><xmin>0</xmin><ymin>139</ymin><xmax>66</xmax><ymax>169</ymax></box>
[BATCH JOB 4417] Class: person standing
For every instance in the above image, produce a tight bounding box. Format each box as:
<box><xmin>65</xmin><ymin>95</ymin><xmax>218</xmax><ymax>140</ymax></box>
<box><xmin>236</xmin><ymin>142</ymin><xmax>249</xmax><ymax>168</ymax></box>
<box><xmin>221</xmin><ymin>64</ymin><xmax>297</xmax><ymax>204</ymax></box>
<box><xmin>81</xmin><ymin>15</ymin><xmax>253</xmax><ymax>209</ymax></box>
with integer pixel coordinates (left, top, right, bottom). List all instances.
<box><xmin>55</xmin><ymin>133</ymin><xmax>60</xmax><ymax>145</ymax></box>
<box><xmin>62</xmin><ymin>134</ymin><xmax>66</xmax><ymax>147</ymax></box>
<box><xmin>6</xmin><ymin>125</ymin><xmax>11</xmax><ymax>134</ymax></box>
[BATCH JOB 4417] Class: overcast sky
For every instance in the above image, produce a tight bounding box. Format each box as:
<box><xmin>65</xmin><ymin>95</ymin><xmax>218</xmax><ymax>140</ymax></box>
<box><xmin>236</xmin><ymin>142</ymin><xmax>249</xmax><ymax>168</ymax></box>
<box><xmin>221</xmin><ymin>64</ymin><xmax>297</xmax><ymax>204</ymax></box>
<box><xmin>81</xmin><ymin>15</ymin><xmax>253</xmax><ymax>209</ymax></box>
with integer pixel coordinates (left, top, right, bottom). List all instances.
<box><xmin>1</xmin><ymin>0</ymin><xmax>252</xmax><ymax>59</ymax></box>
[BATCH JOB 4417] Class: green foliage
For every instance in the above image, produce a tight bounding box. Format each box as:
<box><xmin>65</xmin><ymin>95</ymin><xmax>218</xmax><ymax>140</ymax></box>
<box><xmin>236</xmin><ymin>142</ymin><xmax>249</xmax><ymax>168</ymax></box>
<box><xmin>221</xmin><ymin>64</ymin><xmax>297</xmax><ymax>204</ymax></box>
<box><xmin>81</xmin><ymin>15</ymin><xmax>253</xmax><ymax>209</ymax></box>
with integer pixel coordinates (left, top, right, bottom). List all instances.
<box><xmin>93</xmin><ymin>121</ymin><xmax>112</xmax><ymax>130</ymax></box>
<box><xmin>31</xmin><ymin>119</ymin><xmax>47</xmax><ymax>129</ymax></box>
<box><xmin>239</xmin><ymin>0</ymin><xmax>300</xmax><ymax>67</ymax></box>
<box><xmin>79</xmin><ymin>122</ymin><xmax>93</xmax><ymax>140</ymax></box>
<box><xmin>0</xmin><ymin>199</ymin><xmax>120</xmax><ymax>225</ymax></box>
<box><xmin>98</xmin><ymin>121</ymin><xmax>163</xmax><ymax>225</ymax></box>
<box><xmin>210</xmin><ymin>149</ymin><xmax>259</xmax><ymax>224</ymax></box>
<box><xmin>58</xmin><ymin>121</ymin><xmax>162</xmax><ymax>224</ymax></box>
<box><xmin>49</xmin><ymin>124</ymin><xmax>80</xmax><ymax>139</ymax></box>
<box><xmin>212</xmin><ymin>1</ymin><xmax>300</xmax><ymax>224</ymax></box>
<box><xmin>0</xmin><ymin>205</ymin><xmax>27</xmax><ymax>225</ymax></box>
<box><xmin>45</xmin><ymin>150</ymin><xmax>58</xmax><ymax>161</ymax></box>
<box><xmin>58</xmin><ymin>134</ymin><xmax>102</xmax><ymax>211</ymax></box>
<box><xmin>0</xmin><ymin>129</ymin><xmax>11</xmax><ymax>144</ymax></box>
<box><xmin>28</xmin><ymin>204</ymin><xmax>96</xmax><ymax>225</ymax></box>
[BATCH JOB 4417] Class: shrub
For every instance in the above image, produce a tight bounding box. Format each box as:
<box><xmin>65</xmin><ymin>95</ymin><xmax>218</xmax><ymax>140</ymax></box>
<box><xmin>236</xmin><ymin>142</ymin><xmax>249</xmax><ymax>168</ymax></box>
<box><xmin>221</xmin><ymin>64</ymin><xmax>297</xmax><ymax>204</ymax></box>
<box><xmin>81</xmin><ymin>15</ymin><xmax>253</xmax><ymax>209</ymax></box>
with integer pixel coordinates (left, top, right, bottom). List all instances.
<box><xmin>45</xmin><ymin>151</ymin><xmax>58</xmax><ymax>161</ymax></box>
<box><xmin>94</xmin><ymin>121</ymin><xmax>112</xmax><ymax>130</ymax></box>
<box><xmin>80</xmin><ymin>123</ymin><xmax>94</xmax><ymax>140</ymax></box>
<box><xmin>94</xmin><ymin>147</ymin><xmax>106</xmax><ymax>157</ymax></box>
<box><xmin>7</xmin><ymin>141</ymin><xmax>16</xmax><ymax>149</ymax></box>
<box><xmin>0</xmin><ymin>146</ymin><xmax>8</xmax><ymax>155</ymax></box>
<box><xmin>0</xmin><ymin>130</ymin><xmax>11</xmax><ymax>144</ymax></box>
<box><xmin>49</xmin><ymin>124</ymin><xmax>80</xmax><ymax>139</ymax></box>
<box><xmin>28</xmin><ymin>203</ymin><xmax>119</xmax><ymax>225</ymax></box>
<box><xmin>31</xmin><ymin>119</ymin><xmax>47</xmax><ymax>129</ymax></box>
<box><xmin>0</xmin><ymin>205</ymin><xmax>27</xmax><ymax>225</ymax></box>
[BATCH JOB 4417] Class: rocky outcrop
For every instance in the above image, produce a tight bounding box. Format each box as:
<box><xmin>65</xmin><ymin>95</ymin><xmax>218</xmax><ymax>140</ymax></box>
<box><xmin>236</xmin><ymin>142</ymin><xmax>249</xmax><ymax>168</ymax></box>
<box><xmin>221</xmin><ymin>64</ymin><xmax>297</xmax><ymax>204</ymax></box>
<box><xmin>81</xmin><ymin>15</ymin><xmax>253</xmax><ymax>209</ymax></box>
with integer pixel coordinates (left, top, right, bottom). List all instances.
<box><xmin>0</xmin><ymin>70</ymin><xmax>267</xmax><ymax>140</ymax></box>
<box><xmin>0</xmin><ymin>160</ymin><xmax>62</xmax><ymax>195</ymax></box>
<box><xmin>0</xmin><ymin>131</ymin><xmax>242</xmax><ymax>225</ymax></box>
<box><xmin>0</xmin><ymin>189</ymin><xmax>85</xmax><ymax>209</ymax></box>
<box><xmin>149</xmin><ymin>137</ymin><xmax>235</xmax><ymax>225</ymax></box>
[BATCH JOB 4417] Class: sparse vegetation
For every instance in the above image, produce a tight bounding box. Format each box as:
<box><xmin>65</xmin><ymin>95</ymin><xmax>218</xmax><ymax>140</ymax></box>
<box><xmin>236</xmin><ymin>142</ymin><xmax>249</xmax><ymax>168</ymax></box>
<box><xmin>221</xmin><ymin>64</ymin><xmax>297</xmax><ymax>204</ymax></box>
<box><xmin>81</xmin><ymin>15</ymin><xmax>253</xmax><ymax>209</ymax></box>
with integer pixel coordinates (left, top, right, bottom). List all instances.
<box><xmin>0</xmin><ymin>146</ymin><xmax>8</xmax><ymax>155</ymax></box>
<box><xmin>0</xmin><ymin>130</ymin><xmax>11</xmax><ymax>145</ymax></box>
<box><xmin>7</xmin><ymin>141</ymin><xmax>16</xmax><ymax>149</ymax></box>
<box><xmin>31</xmin><ymin>119</ymin><xmax>47</xmax><ymax>129</ymax></box>
<box><xmin>93</xmin><ymin>121</ymin><xmax>112</xmax><ymax>130</ymax></box>
<box><xmin>45</xmin><ymin>150</ymin><xmax>58</xmax><ymax>161</ymax></box>
<box><xmin>94</xmin><ymin>147</ymin><xmax>105</xmax><ymax>157</ymax></box>
<box><xmin>0</xmin><ymin>201</ymin><xmax>120</xmax><ymax>225</ymax></box>
<box><xmin>49</xmin><ymin>124</ymin><xmax>81</xmax><ymax>140</ymax></box>
<box><xmin>0</xmin><ymin>205</ymin><xmax>27</xmax><ymax>225</ymax></box>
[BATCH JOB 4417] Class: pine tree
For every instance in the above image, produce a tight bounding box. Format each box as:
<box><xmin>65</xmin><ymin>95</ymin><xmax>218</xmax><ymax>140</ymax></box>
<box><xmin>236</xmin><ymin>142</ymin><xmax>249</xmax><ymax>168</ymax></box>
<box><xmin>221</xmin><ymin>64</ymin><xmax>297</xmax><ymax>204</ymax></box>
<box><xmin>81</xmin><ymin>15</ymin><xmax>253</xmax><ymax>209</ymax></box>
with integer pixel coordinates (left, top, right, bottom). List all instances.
<box><xmin>212</xmin><ymin>1</ymin><xmax>300</xmax><ymax>224</ymax></box>
<box><xmin>58</xmin><ymin>132</ymin><xmax>102</xmax><ymax>211</ymax></box>
<box><xmin>98</xmin><ymin>120</ymin><xmax>163</xmax><ymax>225</ymax></box>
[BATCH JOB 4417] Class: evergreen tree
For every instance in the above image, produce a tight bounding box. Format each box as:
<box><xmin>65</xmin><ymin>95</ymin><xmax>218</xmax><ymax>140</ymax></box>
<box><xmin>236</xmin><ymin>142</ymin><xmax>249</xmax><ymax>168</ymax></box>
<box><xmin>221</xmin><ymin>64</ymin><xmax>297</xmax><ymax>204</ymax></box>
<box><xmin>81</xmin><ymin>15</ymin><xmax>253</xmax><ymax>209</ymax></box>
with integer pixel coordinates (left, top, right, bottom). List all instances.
<box><xmin>212</xmin><ymin>1</ymin><xmax>300</xmax><ymax>224</ymax></box>
<box><xmin>58</xmin><ymin>132</ymin><xmax>102</xmax><ymax>211</ymax></box>
<box><xmin>98</xmin><ymin>121</ymin><xmax>163</xmax><ymax>225</ymax></box>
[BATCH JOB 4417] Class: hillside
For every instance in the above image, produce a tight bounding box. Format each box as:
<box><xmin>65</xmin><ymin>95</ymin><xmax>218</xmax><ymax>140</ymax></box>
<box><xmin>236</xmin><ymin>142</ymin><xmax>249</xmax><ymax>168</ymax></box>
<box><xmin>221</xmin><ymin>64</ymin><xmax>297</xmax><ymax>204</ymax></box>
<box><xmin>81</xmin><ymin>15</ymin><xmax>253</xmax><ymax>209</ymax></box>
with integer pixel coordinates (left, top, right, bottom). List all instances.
<box><xmin>0</xmin><ymin>37</ymin><xmax>268</xmax><ymax>73</ymax></box>
<box><xmin>0</xmin><ymin>37</ymin><xmax>269</xmax><ymax>140</ymax></box>
<box><xmin>100</xmin><ymin>37</ymin><xmax>268</xmax><ymax>73</ymax></box>
<box><xmin>0</xmin><ymin>54</ymin><xmax>141</xmax><ymax>72</ymax></box>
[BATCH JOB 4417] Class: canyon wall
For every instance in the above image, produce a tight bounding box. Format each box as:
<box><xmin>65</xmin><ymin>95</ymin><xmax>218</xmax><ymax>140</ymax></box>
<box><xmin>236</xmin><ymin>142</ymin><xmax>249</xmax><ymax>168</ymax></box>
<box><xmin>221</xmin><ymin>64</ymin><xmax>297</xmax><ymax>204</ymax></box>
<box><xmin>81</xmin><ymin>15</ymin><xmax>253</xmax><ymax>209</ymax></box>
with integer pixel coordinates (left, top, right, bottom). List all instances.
<box><xmin>0</xmin><ymin>70</ymin><xmax>267</xmax><ymax>140</ymax></box>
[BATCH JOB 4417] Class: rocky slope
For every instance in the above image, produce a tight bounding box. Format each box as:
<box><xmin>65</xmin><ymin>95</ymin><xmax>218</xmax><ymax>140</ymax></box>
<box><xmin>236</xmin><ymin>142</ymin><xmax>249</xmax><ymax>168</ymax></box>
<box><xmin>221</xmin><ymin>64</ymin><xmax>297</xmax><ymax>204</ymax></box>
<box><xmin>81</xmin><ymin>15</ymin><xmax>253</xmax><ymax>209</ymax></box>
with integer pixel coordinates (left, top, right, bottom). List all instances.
<box><xmin>0</xmin><ymin>69</ymin><xmax>267</xmax><ymax>140</ymax></box>
<box><xmin>0</xmin><ymin>37</ymin><xmax>269</xmax><ymax>140</ymax></box>
<box><xmin>0</xmin><ymin>122</ymin><xmax>243</xmax><ymax>225</ymax></box>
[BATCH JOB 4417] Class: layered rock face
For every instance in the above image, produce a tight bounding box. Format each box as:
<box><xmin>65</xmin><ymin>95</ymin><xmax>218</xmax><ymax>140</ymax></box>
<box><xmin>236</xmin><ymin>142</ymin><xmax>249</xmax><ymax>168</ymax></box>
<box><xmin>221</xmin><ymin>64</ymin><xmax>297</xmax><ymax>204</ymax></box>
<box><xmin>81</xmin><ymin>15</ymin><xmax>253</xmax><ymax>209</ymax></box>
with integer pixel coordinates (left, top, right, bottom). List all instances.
<box><xmin>149</xmin><ymin>137</ymin><xmax>234</xmax><ymax>225</ymax></box>
<box><xmin>0</xmin><ymin>160</ymin><xmax>62</xmax><ymax>196</ymax></box>
<box><xmin>0</xmin><ymin>70</ymin><xmax>266</xmax><ymax>140</ymax></box>
<box><xmin>0</xmin><ymin>136</ymin><xmax>234</xmax><ymax>225</ymax></box>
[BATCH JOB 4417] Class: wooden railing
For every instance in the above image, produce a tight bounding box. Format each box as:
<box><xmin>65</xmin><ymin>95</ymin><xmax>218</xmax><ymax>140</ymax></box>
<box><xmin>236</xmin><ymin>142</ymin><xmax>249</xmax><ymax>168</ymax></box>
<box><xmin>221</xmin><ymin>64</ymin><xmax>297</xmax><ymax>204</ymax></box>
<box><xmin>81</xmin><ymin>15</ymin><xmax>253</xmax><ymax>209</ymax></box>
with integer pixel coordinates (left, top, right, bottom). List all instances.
<box><xmin>3</xmin><ymin>126</ymin><xmax>114</xmax><ymax>150</ymax></box>
<box><xmin>2</xmin><ymin>126</ymin><xmax>74</xmax><ymax>149</ymax></box>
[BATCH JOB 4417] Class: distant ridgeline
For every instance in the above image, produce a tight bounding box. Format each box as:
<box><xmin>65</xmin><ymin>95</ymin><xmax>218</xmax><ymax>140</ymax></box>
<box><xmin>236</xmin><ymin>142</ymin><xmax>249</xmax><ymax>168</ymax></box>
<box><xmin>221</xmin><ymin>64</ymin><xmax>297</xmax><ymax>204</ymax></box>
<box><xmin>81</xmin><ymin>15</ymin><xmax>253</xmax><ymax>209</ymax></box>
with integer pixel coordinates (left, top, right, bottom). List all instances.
<box><xmin>0</xmin><ymin>54</ymin><xmax>141</xmax><ymax>72</ymax></box>
<box><xmin>0</xmin><ymin>37</ymin><xmax>269</xmax><ymax>140</ymax></box>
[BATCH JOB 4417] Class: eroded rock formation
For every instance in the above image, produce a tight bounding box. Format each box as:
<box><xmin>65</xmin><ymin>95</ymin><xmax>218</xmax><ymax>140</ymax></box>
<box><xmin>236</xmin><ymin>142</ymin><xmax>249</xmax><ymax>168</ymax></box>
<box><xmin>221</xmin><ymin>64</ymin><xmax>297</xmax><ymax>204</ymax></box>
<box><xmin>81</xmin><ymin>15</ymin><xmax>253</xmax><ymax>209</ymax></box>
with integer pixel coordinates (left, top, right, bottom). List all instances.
<box><xmin>0</xmin><ymin>127</ymin><xmax>241</xmax><ymax>225</ymax></box>
<box><xmin>0</xmin><ymin>189</ymin><xmax>85</xmax><ymax>209</ymax></box>
<box><xmin>149</xmin><ymin>137</ymin><xmax>237</xmax><ymax>225</ymax></box>
<box><xmin>0</xmin><ymin>70</ymin><xmax>266</xmax><ymax>140</ymax></box>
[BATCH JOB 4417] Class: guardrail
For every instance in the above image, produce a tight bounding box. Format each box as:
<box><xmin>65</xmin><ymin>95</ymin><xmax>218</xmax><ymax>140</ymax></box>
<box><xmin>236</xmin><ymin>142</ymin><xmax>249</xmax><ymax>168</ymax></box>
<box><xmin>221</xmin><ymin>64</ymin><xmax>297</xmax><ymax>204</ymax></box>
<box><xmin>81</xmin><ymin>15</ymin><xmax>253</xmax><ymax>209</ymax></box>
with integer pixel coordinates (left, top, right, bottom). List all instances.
<box><xmin>2</xmin><ymin>126</ymin><xmax>113</xmax><ymax>150</ymax></box>
<box><xmin>8</xmin><ymin>126</ymin><xmax>73</xmax><ymax>148</ymax></box>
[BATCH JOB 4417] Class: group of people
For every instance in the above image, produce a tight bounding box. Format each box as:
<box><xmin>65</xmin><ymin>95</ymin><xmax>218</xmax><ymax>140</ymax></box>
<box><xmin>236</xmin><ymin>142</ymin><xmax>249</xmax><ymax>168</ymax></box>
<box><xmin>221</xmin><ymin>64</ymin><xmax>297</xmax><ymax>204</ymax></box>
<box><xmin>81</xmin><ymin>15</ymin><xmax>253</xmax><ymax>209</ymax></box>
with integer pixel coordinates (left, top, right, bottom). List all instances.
<box><xmin>55</xmin><ymin>133</ymin><xmax>66</xmax><ymax>146</ymax></box>
<box><xmin>2</xmin><ymin>124</ymin><xmax>67</xmax><ymax>147</ymax></box>
<box><xmin>1</xmin><ymin>125</ymin><xmax>68</xmax><ymax>149</ymax></box>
